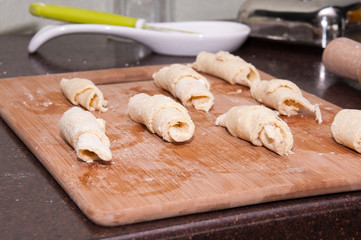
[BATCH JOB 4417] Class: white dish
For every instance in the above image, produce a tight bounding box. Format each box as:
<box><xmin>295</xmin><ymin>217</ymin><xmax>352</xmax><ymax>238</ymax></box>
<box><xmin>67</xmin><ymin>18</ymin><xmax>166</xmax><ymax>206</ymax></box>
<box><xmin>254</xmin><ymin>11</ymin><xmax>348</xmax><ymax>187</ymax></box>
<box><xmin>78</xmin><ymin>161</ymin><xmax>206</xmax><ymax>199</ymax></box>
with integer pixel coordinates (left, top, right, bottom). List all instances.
<box><xmin>28</xmin><ymin>21</ymin><xmax>250</xmax><ymax>56</ymax></box>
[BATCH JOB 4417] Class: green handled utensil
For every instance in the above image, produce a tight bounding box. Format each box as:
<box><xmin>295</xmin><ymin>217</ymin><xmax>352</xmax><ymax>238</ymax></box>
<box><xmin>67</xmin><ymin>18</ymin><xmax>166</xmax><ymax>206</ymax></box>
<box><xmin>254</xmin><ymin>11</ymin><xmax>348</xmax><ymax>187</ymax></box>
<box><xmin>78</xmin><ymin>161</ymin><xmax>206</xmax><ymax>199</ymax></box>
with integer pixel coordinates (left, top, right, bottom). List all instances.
<box><xmin>29</xmin><ymin>2</ymin><xmax>197</xmax><ymax>33</ymax></box>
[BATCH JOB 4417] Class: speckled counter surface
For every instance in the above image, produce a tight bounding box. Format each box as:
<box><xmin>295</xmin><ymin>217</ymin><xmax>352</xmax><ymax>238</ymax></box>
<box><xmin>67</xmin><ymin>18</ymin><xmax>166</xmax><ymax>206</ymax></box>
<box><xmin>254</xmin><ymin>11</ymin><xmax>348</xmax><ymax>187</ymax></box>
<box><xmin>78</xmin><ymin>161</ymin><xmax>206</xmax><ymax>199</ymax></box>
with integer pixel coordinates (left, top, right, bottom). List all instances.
<box><xmin>0</xmin><ymin>34</ymin><xmax>360</xmax><ymax>239</ymax></box>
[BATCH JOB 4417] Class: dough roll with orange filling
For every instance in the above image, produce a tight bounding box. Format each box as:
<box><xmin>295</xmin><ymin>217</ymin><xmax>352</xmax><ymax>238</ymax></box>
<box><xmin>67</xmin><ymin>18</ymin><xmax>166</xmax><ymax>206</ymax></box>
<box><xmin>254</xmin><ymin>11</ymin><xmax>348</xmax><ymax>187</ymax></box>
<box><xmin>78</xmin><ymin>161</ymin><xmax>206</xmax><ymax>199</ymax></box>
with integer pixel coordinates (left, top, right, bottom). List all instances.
<box><xmin>60</xmin><ymin>78</ymin><xmax>108</xmax><ymax>112</ymax></box>
<box><xmin>192</xmin><ymin>51</ymin><xmax>260</xmax><ymax>87</ymax></box>
<box><xmin>153</xmin><ymin>64</ymin><xmax>214</xmax><ymax>112</ymax></box>
<box><xmin>250</xmin><ymin>79</ymin><xmax>322</xmax><ymax>124</ymax></box>
<box><xmin>128</xmin><ymin>93</ymin><xmax>195</xmax><ymax>142</ymax></box>
<box><xmin>216</xmin><ymin>105</ymin><xmax>293</xmax><ymax>155</ymax></box>
<box><xmin>59</xmin><ymin>107</ymin><xmax>112</xmax><ymax>162</ymax></box>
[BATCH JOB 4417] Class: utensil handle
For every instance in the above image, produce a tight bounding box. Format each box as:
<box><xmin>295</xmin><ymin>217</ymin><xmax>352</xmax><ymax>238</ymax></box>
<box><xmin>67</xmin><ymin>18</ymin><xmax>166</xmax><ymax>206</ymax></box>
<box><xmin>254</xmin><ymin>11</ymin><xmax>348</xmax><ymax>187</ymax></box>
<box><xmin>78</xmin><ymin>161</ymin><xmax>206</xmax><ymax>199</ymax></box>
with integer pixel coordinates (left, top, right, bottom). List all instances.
<box><xmin>322</xmin><ymin>37</ymin><xmax>361</xmax><ymax>84</ymax></box>
<box><xmin>29</xmin><ymin>3</ymin><xmax>140</xmax><ymax>28</ymax></box>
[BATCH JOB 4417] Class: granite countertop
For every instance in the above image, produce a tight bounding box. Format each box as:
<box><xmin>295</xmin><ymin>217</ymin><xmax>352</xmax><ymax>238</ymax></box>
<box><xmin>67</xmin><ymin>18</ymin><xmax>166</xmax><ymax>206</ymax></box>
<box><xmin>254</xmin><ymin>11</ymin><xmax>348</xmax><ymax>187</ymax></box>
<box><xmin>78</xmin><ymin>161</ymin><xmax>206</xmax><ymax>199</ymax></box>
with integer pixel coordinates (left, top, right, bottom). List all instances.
<box><xmin>0</xmin><ymin>34</ymin><xmax>360</xmax><ymax>239</ymax></box>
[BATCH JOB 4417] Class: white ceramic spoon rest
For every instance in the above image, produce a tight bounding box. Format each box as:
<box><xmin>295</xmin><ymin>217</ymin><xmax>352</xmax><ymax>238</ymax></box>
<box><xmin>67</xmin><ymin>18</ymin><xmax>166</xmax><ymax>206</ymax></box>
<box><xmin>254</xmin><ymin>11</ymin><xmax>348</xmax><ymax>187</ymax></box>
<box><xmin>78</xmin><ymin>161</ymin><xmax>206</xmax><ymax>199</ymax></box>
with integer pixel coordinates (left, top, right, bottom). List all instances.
<box><xmin>28</xmin><ymin>21</ymin><xmax>250</xmax><ymax>56</ymax></box>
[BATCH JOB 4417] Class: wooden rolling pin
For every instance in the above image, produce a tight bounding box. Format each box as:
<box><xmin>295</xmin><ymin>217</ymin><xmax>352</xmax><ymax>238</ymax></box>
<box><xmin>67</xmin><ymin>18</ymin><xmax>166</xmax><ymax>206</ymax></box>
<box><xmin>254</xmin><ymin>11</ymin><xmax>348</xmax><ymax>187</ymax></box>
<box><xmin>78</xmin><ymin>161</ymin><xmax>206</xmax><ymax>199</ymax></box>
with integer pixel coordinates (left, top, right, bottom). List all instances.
<box><xmin>322</xmin><ymin>37</ymin><xmax>361</xmax><ymax>83</ymax></box>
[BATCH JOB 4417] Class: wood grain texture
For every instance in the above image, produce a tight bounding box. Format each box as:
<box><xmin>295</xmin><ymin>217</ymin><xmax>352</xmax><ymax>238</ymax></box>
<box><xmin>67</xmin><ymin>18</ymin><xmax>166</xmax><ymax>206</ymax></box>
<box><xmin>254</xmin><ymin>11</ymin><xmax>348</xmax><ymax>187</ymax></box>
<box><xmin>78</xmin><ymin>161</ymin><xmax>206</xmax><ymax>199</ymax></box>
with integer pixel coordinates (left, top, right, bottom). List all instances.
<box><xmin>0</xmin><ymin>65</ymin><xmax>361</xmax><ymax>226</ymax></box>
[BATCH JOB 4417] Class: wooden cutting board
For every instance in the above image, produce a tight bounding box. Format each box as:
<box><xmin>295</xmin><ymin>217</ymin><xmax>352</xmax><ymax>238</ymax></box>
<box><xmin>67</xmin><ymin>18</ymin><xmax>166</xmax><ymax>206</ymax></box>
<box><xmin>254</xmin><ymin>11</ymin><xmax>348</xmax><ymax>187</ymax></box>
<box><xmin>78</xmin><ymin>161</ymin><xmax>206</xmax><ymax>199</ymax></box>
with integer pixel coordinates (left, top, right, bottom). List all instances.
<box><xmin>1</xmin><ymin>65</ymin><xmax>361</xmax><ymax>226</ymax></box>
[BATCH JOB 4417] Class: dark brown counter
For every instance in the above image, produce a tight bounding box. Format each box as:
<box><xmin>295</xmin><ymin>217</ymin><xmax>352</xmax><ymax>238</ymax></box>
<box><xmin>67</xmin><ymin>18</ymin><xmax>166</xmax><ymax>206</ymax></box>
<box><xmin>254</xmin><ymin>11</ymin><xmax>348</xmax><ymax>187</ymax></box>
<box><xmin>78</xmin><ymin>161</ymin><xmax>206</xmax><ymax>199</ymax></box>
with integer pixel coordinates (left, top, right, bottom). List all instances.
<box><xmin>0</xmin><ymin>34</ymin><xmax>360</xmax><ymax>239</ymax></box>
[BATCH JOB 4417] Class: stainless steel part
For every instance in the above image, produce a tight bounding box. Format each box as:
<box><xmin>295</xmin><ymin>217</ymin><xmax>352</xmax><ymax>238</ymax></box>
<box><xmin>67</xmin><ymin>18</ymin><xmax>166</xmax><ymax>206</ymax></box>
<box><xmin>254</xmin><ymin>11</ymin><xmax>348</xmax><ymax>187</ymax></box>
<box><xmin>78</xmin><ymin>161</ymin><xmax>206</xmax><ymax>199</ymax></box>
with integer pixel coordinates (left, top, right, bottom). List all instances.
<box><xmin>237</xmin><ymin>0</ymin><xmax>361</xmax><ymax>47</ymax></box>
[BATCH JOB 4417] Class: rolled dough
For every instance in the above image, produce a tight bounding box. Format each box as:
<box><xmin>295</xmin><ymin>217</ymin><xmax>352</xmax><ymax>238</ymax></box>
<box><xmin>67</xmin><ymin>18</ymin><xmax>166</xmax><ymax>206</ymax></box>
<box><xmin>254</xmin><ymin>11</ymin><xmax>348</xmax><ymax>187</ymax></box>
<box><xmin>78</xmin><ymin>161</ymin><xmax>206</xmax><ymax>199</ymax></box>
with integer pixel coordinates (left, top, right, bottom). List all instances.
<box><xmin>153</xmin><ymin>64</ymin><xmax>214</xmax><ymax>112</ymax></box>
<box><xmin>216</xmin><ymin>105</ymin><xmax>293</xmax><ymax>155</ymax></box>
<box><xmin>60</xmin><ymin>78</ymin><xmax>108</xmax><ymax>112</ymax></box>
<box><xmin>331</xmin><ymin>109</ymin><xmax>361</xmax><ymax>153</ymax></box>
<box><xmin>250</xmin><ymin>79</ymin><xmax>322</xmax><ymax>124</ymax></box>
<box><xmin>192</xmin><ymin>51</ymin><xmax>260</xmax><ymax>87</ymax></box>
<box><xmin>128</xmin><ymin>93</ymin><xmax>195</xmax><ymax>142</ymax></box>
<box><xmin>59</xmin><ymin>107</ymin><xmax>112</xmax><ymax>162</ymax></box>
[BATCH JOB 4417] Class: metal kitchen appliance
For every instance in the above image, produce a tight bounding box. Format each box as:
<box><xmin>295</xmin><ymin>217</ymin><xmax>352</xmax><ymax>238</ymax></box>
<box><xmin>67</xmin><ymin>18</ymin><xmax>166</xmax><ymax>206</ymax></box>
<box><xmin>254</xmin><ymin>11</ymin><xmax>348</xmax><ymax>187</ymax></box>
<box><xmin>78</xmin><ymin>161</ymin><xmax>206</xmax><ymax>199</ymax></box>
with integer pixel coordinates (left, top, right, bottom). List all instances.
<box><xmin>237</xmin><ymin>0</ymin><xmax>361</xmax><ymax>47</ymax></box>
